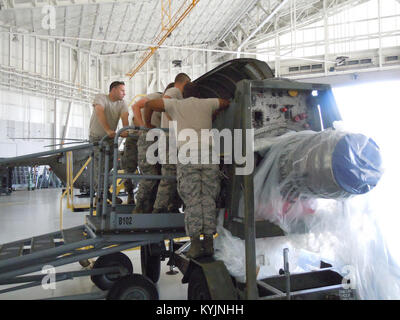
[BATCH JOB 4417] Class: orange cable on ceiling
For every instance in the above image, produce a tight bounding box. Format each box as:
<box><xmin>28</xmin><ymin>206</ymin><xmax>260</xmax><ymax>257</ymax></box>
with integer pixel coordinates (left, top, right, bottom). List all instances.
<box><xmin>126</xmin><ymin>0</ymin><xmax>200</xmax><ymax>79</ymax></box>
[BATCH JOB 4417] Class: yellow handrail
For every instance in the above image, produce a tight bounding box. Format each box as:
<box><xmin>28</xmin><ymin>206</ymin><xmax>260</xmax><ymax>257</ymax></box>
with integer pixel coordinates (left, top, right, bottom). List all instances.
<box><xmin>59</xmin><ymin>156</ymin><xmax>92</xmax><ymax>230</ymax></box>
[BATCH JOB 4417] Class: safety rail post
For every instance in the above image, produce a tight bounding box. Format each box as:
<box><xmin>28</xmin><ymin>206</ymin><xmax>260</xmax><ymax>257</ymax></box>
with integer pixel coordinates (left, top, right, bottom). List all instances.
<box><xmin>66</xmin><ymin>151</ymin><xmax>74</xmax><ymax>209</ymax></box>
<box><xmin>102</xmin><ymin>144</ymin><xmax>110</xmax><ymax>219</ymax></box>
<box><xmin>284</xmin><ymin>248</ymin><xmax>291</xmax><ymax>300</ymax></box>
<box><xmin>98</xmin><ymin>136</ymin><xmax>110</xmax><ymax>231</ymax></box>
<box><xmin>89</xmin><ymin>148</ymin><xmax>95</xmax><ymax>217</ymax></box>
<box><xmin>243</xmin><ymin>81</ymin><xmax>258</xmax><ymax>300</ymax></box>
<box><xmin>96</xmin><ymin>140</ymin><xmax>104</xmax><ymax>219</ymax></box>
<box><xmin>111</xmin><ymin>129</ymin><xmax>122</xmax><ymax>228</ymax></box>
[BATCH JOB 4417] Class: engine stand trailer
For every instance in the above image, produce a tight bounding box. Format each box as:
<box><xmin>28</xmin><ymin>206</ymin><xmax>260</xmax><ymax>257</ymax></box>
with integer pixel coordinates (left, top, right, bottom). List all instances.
<box><xmin>0</xmin><ymin>128</ymin><xmax>187</xmax><ymax>300</ymax></box>
<box><xmin>174</xmin><ymin>243</ymin><xmax>350</xmax><ymax>300</ymax></box>
<box><xmin>169</xmin><ymin>72</ymin><xmax>355</xmax><ymax>301</ymax></box>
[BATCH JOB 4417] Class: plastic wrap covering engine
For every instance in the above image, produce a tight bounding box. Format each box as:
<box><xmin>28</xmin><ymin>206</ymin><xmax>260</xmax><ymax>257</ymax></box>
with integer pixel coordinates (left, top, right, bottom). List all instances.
<box><xmin>202</xmin><ymin>74</ymin><xmax>383</xmax><ymax>238</ymax></box>
<box><xmin>256</xmin><ymin>130</ymin><xmax>382</xmax><ymax>199</ymax></box>
<box><xmin>245</xmin><ymin>130</ymin><xmax>383</xmax><ymax>233</ymax></box>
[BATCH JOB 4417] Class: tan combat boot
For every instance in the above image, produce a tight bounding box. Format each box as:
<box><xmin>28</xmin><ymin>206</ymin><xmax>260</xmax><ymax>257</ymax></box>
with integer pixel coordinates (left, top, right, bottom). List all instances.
<box><xmin>202</xmin><ymin>234</ymin><xmax>214</xmax><ymax>257</ymax></box>
<box><xmin>186</xmin><ymin>236</ymin><xmax>203</xmax><ymax>259</ymax></box>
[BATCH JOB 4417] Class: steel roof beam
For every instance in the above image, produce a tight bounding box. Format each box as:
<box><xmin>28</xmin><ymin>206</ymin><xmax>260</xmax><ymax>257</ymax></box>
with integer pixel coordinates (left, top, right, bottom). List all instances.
<box><xmin>76</xmin><ymin>5</ymin><xmax>85</xmax><ymax>48</ymax></box>
<box><xmin>237</xmin><ymin>0</ymin><xmax>291</xmax><ymax>57</ymax></box>
<box><xmin>176</xmin><ymin>0</ymin><xmax>213</xmax><ymax>46</ymax></box>
<box><xmin>100</xmin><ymin>2</ymin><xmax>116</xmax><ymax>55</ymax></box>
<box><xmin>89</xmin><ymin>4</ymin><xmax>101</xmax><ymax>52</ymax></box>
<box><xmin>245</xmin><ymin>0</ymin><xmax>370</xmax><ymax>48</ymax></box>
<box><xmin>215</xmin><ymin>0</ymin><xmax>259</xmax><ymax>44</ymax></box>
<box><xmin>121</xmin><ymin>1</ymin><xmax>145</xmax><ymax>54</ymax></box>
<box><xmin>111</xmin><ymin>2</ymin><xmax>131</xmax><ymax>54</ymax></box>
<box><xmin>0</xmin><ymin>0</ymin><xmax>138</xmax><ymax>10</ymax></box>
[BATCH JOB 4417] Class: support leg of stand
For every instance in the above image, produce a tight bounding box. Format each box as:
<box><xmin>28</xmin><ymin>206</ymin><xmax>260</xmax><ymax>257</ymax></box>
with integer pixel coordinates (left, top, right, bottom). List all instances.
<box><xmin>166</xmin><ymin>238</ymin><xmax>178</xmax><ymax>275</ymax></box>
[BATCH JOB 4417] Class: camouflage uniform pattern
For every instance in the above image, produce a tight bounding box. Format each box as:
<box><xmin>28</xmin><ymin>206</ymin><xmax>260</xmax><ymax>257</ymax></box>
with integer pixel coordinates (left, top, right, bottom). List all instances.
<box><xmin>135</xmin><ymin>132</ymin><xmax>161</xmax><ymax>212</ymax></box>
<box><xmin>121</xmin><ymin>133</ymin><xmax>139</xmax><ymax>195</ymax></box>
<box><xmin>152</xmin><ymin>137</ymin><xmax>182</xmax><ymax>213</ymax></box>
<box><xmin>177</xmin><ymin>163</ymin><xmax>220</xmax><ymax>236</ymax></box>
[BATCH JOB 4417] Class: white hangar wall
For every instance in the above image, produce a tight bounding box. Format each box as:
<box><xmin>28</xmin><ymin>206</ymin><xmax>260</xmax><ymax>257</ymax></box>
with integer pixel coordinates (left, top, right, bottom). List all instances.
<box><xmin>0</xmin><ymin>25</ymin><xmax>222</xmax><ymax>157</ymax></box>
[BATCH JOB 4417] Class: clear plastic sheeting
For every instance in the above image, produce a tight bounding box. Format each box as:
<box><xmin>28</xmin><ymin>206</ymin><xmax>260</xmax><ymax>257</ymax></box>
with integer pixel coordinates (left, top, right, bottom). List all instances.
<box><xmin>214</xmin><ymin>129</ymin><xmax>400</xmax><ymax>299</ymax></box>
<box><xmin>215</xmin><ymin>194</ymin><xmax>400</xmax><ymax>299</ymax></box>
<box><xmin>214</xmin><ymin>212</ymin><xmax>306</xmax><ymax>283</ymax></box>
<box><xmin>246</xmin><ymin>129</ymin><xmax>383</xmax><ymax>232</ymax></box>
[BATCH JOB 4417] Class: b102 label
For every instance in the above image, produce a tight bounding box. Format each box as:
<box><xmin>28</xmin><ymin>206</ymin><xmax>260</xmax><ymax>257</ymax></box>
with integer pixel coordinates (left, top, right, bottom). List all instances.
<box><xmin>118</xmin><ymin>216</ymin><xmax>134</xmax><ymax>226</ymax></box>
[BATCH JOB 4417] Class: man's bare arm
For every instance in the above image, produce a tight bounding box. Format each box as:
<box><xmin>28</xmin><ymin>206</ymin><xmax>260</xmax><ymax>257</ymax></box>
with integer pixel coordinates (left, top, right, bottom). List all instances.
<box><xmin>94</xmin><ymin>104</ymin><xmax>115</xmax><ymax>138</ymax></box>
<box><xmin>212</xmin><ymin>98</ymin><xmax>230</xmax><ymax>119</ymax></box>
<box><xmin>218</xmin><ymin>98</ymin><xmax>230</xmax><ymax>110</ymax></box>
<box><xmin>132</xmin><ymin>98</ymin><xmax>148</xmax><ymax>127</ymax></box>
<box><xmin>120</xmin><ymin>111</ymin><xmax>129</xmax><ymax>137</ymax></box>
<box><xmin>162</xmin><ymin>95</ymin><xmax>173</xmax><ymax>121</ymax></box>
<box><xmin>144</xmin><ymin>99</ymin><xmax>166</xmax><ymax>128</ymax></box>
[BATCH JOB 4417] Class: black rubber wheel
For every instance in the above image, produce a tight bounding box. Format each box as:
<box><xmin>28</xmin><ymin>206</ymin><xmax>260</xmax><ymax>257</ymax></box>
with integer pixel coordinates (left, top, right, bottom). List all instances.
<box><xmin>140</xmin><ymin>244</ymin><xmax>161</xmax><ymax>283</ymax></box>
<box><xmin>187</xmin><ymin>268</ymin><xmax>211</xmax><ymax>300</ymax></box>
<box><xmin>107</xmin><ymin>274</ymin><xmax>159</xmax><ymax>300</ymax></box>
<box><xmin>91</xmin><ymin>252</ymin><xmax>133</xmax><ymax>291</ymax></box>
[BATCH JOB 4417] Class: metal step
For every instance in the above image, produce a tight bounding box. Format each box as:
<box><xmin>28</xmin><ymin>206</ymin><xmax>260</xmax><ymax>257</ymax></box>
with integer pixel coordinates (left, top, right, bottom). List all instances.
<box><xmin>30</xmin><ymin>235</ymin><xmax>55</xmax><ymax>253</ymax></box>
<box><xmin>0</xmin><ymin>226</ymin><xmax>91</xmax><ymax>265</ymax></box>
<box><xmin>62</xmin><ymin>228</ymin><xmax>88</xmax><ymax>244</ymax></box>
<box><xmin>0</xmin><ymin>242</ymin><xmax>24</xmax><ymax>261</ymax></box>
<box><xmin>0</xmin><ymin>226</ymin><xmax>98</xmax><ymax>278</ymax></box>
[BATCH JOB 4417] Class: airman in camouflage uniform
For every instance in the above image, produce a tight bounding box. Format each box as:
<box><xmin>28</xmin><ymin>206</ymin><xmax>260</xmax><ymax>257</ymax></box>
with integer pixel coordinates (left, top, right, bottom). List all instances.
<box><xmin>132</xmin><ymin>92</ymin><xmax>163</xmax><ymax>213</ymax></box>
<box><xmin>121</xmin><ymin>132</ymin><xmax>139</xmax><ymax>204</ymax></box>
<box><xmin>143</xmin><ymin>82</ymin><xmax>229</xmax><ymax>258</ymax></box>
<box><xmin>152</xmin><ymin>135</ymin><xmax>182</xmax><ymax>213</ymax></box>
<box><xmin>134</xmin><ymin>131</ymin><xmax>162</xmax><ymax>212</ymax></box>
<box><xmin>177</xmin><ymin>163</ymin><xmax>220</xmax><ymax>236</ymax></box>
<box><xmin>152</xmin><ymin>75</ymin><xmax>191</xmax><ymax>213</ymax></box>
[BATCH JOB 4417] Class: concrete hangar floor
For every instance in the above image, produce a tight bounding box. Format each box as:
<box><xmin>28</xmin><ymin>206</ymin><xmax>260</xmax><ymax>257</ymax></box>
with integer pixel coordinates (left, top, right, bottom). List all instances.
<box><xmin>0</xmin><ymin>188</ymin><xmax>187</xmax><ymax>300</ymax></box>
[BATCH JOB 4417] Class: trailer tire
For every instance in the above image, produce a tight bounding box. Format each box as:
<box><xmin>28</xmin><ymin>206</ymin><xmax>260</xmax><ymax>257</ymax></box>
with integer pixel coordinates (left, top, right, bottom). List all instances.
<box><xmin>91</xmin><ymin>252</ymin><xmax>133</xmax><ymax>290</ymax></box>
<box><xmin>107</xmin><ymin>274</ymin><xmax>159</xmax><ymax>300</ymax></box>
<box><xmin>188</xmin><ymin>268</ymin><xmax>211</xmax><ymax>300</ymax></box>
<box><xmin>140</xmin><ymin>244</ymin><xmax>161</xmax><ymax>283</ymax></box>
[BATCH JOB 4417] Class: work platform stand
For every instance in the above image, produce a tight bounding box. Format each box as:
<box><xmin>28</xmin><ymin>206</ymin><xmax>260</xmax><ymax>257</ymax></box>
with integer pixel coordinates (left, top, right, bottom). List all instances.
<box><xmin>0</xmin><ymin>127</ymin><xmax>187</xmax><ymax>300</ymax></box>
<box><xmin>88</xmin><ymin>127</ymin><xmax>186</xmax><ymax>235</ymax></box>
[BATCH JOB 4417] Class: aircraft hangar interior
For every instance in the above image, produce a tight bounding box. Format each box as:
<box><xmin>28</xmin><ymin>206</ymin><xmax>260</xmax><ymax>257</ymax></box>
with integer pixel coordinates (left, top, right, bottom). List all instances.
<box><xmin>0</xmin><ymin>0</ymin><xmax>399</xmax><ymax>302</ymax></box>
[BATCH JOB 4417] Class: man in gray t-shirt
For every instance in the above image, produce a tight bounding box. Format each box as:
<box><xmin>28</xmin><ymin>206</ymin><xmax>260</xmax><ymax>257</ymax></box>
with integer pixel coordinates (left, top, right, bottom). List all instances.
<box><xmin>89</xmin><ymin>81</ymin><xmax>129</xmax><ymax>203</ymax></box>
<box><xmin>90</xmin><ymin>82</ymin><xmax>129</xmax><ymax>139</ymax></box>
